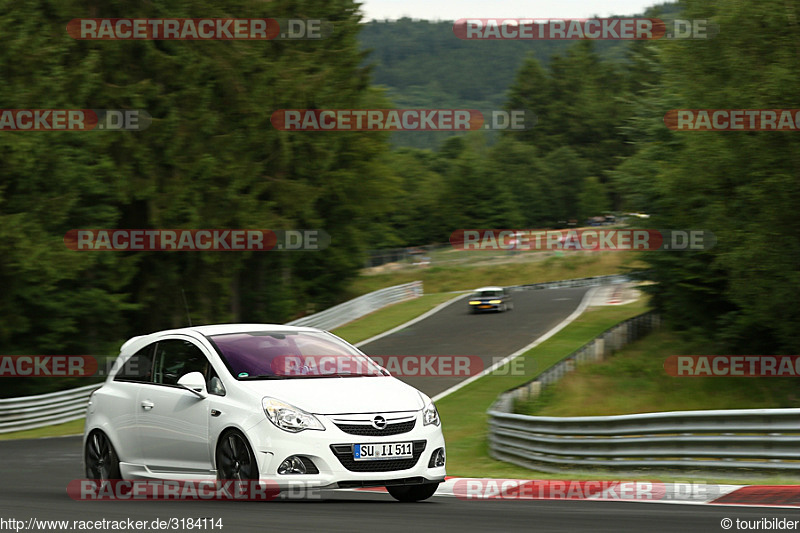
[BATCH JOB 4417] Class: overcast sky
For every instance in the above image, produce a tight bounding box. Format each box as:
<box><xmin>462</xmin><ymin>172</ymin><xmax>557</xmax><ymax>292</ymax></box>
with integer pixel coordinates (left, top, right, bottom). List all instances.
<box><xmin>360</xmin><ymin>0</ymin><xmax>670</xmax><ymax>21</ymax></box>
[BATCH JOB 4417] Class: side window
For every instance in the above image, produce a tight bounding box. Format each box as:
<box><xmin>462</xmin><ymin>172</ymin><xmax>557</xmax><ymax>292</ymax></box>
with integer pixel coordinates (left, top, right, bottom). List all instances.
<box><xmin>114</xmin><ymin>344</ymin><xmax>155</xmax><ymax>383</ymax></box>
<box><xmin>207</xmin><ymin>367</ymin><xmax>226</xmax><ymax>397</ymax></box>
<box><xmin>153</xmin><ymin>339</ymin><xmax>210</xmax><ymax>386</ymax></box>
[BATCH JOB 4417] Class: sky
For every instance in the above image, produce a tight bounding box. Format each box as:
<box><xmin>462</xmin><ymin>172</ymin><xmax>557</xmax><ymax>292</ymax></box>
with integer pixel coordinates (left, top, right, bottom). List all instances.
<box><xmin>359</xmin><ymin>0</ymin><xmax>670</xmax><ymax>22</ymax></box>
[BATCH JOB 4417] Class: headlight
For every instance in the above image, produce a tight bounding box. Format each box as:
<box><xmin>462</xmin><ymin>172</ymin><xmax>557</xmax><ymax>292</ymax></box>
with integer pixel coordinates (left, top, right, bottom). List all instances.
<box><xmin>488</xmin><ymin>299</ymin><xmax>502</xmax><ymax>304</ymax></box>
<box><xmin>422</xmin><ymin>402</ymin><xmax>440</xmax><ymax>426</ymax></box>
<box><xmin>468</xmin><ymin>300</ymin><xmax>482</xmax><ymax>305</ymax></box>
<box><xmin>262</xmin><ymin>397</ymin><xmax>325</xmax><ymax>433</ymax></box>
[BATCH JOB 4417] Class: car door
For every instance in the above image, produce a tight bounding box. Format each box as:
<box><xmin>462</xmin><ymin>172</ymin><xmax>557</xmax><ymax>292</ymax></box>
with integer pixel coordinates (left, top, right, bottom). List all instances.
<box><xmin>135</xmin><ymin>337</ymin><xmax>212</xmax><ymax>473</ymax></box>
<box><xmin>109</xmin><ymin>342</ymin><xmax>156</xmax><ymax>465</ymax></box>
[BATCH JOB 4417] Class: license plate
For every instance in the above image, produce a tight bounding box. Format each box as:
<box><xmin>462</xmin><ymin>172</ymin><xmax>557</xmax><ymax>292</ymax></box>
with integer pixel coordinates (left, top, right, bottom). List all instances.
<box><xmin>354</xmin><ymin>442</ymin><xmax>413</xmax><ymax>461</ymax></box>
<box><xmin>479</xmin><ymin>305</ymin><xmax>492</xmax><ymax>308</ymax></box>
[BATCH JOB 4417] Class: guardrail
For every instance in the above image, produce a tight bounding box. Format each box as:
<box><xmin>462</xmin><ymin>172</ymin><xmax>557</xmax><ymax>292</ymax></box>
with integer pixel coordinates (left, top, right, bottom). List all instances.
<box><xmin>487</xmin><ymin>311</ymin><xmax>800</xmax><ymax>474</ymax></box>
<box><xmin>512</xmin><ymin>273</ymin><xmax>631</xmax><ymax>292</ymax></box>
<box><xmin>501</xmin><ymin>311</ymin><xmax>660</xmax><ymax>404</ymax></box>
<box><xmin>0</xmin><ymin>383</ymin><xmax>101</xmax><ymax>434</ymax></box>
<box><xmin>286</xmin><ymin>281</ymin><xmax>423</xmax><ymax>331</ymax></box>
<box><xmin>488</xmin><ymin>407</ymin><xmax>800</xmax><ymax>474</ymax></box>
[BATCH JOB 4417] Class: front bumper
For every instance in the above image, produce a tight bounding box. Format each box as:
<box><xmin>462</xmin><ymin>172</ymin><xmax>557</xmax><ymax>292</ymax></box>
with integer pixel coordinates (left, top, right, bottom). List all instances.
<box><xmin>469</xmin><ymin>302</ymin><xmax>501</xmax><ymax>312</ymax></box>
<box><xmin>246</xmin><ymin>413</ymin><xmax>447</xmax><ymax>489</ymax></box>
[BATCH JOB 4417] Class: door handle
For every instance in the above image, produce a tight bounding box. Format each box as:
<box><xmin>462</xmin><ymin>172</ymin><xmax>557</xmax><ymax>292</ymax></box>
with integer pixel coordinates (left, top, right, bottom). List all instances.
<box><xmin>141</xmin><ymin>400</ymin><xmax>154</xmax><ymax>410</ymax></box>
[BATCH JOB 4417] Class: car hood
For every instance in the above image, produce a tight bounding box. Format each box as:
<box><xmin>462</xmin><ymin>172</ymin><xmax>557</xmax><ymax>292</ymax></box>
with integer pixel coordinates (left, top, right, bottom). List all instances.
<box><xmin>237</xmin><ymin>376</ymin><xmax>426</xmax><ymax>414</ymax></box>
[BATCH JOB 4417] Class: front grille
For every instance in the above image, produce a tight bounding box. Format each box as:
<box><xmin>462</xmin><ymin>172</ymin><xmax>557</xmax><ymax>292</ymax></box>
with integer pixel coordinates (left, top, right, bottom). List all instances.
<box><xmin>334</xmin><ymin>419</ymin><xmax>416</xmax><ymax>437</ymax></box>
<box><xmin>337</xmin><ymin>477</ymin><xmax>426</xmax><ymax>489</ymax></box>
<box><xmin>330</xmin><ymin>441</ymin><xmax>426</xmax><ymax>472</ymax></box>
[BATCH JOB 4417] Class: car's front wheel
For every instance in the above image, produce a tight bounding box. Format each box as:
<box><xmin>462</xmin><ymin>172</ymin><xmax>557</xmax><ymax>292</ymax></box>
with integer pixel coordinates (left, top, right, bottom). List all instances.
<box><xmin>387</xmin><ymin>482</ymin><xmax>439</xmax><ymax>502</ymax></box>
<box><xmin>85</xmin><ymin>430</ymin><xmax>121</xmax><ymax>481</ymax></box>
<box><xmin>216</xmin><ymin>430</ymin><xmax>259</xmax><ymax>481</ymax></box>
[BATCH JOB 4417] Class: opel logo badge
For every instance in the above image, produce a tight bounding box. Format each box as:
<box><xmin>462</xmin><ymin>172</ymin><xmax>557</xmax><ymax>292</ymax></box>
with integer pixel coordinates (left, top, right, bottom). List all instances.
<box><xmin>372</xmin><ymin>415</ymin><xmax>387</xmax><ymax>430</ymax></box>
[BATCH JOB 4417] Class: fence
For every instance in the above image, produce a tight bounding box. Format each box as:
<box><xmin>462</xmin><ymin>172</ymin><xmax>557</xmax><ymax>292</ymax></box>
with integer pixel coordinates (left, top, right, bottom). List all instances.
<box><xmin>286</xmin><ymin>281</ymin><xmax>423</xmax><ymax>331</ymax></box>
<box><xmin>487</xmin><ymin>312</ymin><xmax>800</xmax><ymax>474</ymax></box>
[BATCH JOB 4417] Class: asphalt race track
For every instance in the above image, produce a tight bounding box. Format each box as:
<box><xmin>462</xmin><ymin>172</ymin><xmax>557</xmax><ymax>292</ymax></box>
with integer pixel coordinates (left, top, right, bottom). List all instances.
<box><xmin>2</xmin><ymin>287</ymin><xmax>799</xmax><ymax>532</ymax></box>
<box><xmin>3</xmin><ymin>437</ymin><xmax>800</xmax><ymax>532</ymax></box>
<box><xmin>361</xmin><ymin>286</ymin><xmax>592</xmax><ymax>397</ymax></box>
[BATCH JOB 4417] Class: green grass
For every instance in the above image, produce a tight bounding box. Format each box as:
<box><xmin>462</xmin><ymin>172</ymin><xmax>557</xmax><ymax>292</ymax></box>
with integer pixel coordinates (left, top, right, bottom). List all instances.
<box><xmin>436</xmin><ymin>298</ymin><xmax>651</xmax><ymax>479</ymax></box>
<box><xmin>347</xmin><ymin>252</ymin><xmax>643</xmax><ymax>297</ymax></box>
<box><xmin>0</xmin><ymin>418</ymin><xmax>85</xmax><ymax>441</ymax></box>
<box><xmin>332</xmin><ymin>292</ymin><xmax>460</xmax><ymax>345</ymax></box>
<box><xmin>517</xmin><ymin>330</ymin><xmax>800</xmax><ymax>417</ymax></box>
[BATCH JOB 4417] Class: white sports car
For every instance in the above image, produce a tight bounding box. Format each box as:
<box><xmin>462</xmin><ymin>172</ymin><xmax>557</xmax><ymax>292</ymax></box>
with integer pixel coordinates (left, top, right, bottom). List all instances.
<box><xmin>83</xmin><ymin>324</ymin><xmax>446</xmax><ymax>502</ymax></box>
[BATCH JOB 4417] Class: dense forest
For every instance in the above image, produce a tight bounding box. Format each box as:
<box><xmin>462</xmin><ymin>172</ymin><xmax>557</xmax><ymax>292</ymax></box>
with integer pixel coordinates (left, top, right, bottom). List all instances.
<box><xmin>1</xmin><ymin>0</ymin><xmax>799</xmax><ymax>398</ymax></box>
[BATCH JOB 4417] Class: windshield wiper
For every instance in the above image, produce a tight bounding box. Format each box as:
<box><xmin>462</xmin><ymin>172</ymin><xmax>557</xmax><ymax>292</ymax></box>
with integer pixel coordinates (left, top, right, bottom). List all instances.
<box><xmin>237</xmin><ymin>374</ymin><xmax>290</xmax><ymax>380</ymax></box>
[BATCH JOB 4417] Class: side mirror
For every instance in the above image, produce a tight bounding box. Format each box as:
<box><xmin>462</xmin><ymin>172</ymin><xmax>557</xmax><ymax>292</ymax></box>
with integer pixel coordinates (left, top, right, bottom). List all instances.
<box><xmin>177</xmin><ymin>372</ymin><xmax>207</xmax><ymax>399</ymax></box>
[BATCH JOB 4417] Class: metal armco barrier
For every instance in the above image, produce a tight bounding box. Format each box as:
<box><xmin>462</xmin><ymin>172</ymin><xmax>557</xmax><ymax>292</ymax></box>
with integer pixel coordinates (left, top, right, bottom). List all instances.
<box><xmin>488</xmin><ymin>311</ymin><xmax>800</xmax><ymax>474</ymax></box>
<box><xmin>509</xmin><ymin>311</ymin><xmax>661</xmax><ymax>400</ymax></box>
<box><xmin>286</xmin><ymin>280</ymin><xmax>424</xmax><ymax>331</ymax></box>
<box><xmin>512</xmin><ymin>274</ymin><xmax>631</xmax><ymax>291</ymax></box>
<box><xmin>488</xmin><ymin>407</ymin><xmax>800</xmax><ymax>473</ymax></box>
<box><xmin>0</xmin><ymin>383</ymin><xmax>101</xmax><ymax>434</ymax></box>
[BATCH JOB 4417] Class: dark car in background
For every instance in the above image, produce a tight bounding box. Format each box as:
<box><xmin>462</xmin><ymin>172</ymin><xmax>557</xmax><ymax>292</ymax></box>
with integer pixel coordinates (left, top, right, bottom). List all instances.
<box><xmin>467</xmin><ymin>286</ymin><xmax>513</xmax><ymax>313</ymax></box>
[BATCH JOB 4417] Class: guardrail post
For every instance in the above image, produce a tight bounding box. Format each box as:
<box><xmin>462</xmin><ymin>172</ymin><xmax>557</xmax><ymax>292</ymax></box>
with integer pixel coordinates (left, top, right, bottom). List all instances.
<box><xmin>595</xmin><ymin>337</ymin><xmax>605</xmax><ymax>361</ymax></box>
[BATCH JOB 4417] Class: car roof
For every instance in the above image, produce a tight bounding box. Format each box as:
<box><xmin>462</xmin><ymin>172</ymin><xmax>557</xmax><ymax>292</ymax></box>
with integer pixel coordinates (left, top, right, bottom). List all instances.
<box><xmin>118</xmin><ymin>323</ymin><xmax>322</xmax><ymax>354</ymax></box>
<box><xmin>474</xmin><ymin>286</ymin><xmax>504</xmax><ymax>292</ymax></box>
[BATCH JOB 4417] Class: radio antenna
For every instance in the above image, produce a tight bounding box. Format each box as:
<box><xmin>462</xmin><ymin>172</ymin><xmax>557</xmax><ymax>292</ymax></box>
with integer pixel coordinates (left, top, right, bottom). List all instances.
<box><xmin>181</xmin><ymin>289</ymin><xmax>193</xmax><ymax>327</ymax></box>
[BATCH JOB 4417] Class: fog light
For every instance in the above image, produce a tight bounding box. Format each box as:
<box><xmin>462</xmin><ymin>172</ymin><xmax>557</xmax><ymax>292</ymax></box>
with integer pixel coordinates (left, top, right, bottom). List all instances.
<box><xmin>428</xmin><ymin>447</ymin><xmax>445</xmax><ymax>468</ymax></box>
<box><xmin>278</xmin><ymin>455</ymin><xmax>307</xmax><ymax>475</ymax></box>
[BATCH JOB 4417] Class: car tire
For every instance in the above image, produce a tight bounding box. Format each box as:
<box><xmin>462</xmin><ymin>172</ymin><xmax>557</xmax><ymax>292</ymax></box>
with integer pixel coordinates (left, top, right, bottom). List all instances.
<box><xmin>387</xmin><ymin>482</ymin><xmax>439</xmax><ymax>502</ymax></box>
<box><xmin>508</xmin><ymin>302</ymin><xmax>514</xmax><ymax>311</ymax></box>
<box><xmin>216</xmin><ymin>430</ymin><xmax>260</xmax><ymax>481</ymax></box>
<box><xmin>85</xmin><ymin>430</ymin><xmax>121</xmax><ymax>481</ymax></box>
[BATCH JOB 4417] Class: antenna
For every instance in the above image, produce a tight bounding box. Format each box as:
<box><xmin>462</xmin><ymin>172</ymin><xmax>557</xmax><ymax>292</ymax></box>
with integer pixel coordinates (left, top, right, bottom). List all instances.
<box><xmin>181</xmin><ymin>289</ymin><xmax>193</xmax><ymax>327</ymax></box>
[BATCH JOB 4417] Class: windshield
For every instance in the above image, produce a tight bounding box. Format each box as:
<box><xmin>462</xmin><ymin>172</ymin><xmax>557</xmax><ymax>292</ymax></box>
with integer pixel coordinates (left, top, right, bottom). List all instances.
<box><xmin>208</xmin><ymin>331</ymin><xmax>384</xmax><ymax>379</ymax></box>
<box><xmin>476</xmin><ymin>290</ymin><xmax>502</xmax><ymax>298</ymax></box>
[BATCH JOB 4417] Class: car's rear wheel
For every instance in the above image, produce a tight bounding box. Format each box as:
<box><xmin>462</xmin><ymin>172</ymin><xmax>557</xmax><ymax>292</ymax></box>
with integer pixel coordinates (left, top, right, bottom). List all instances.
<box><xmin>85</xmin><ymin>430</ymin><xmax>121</xmax><ymax>481</ymax></box>
<box><xmin>387</xmin><ymin>482</ymin><xmax>439</xmax><ymax>502</ymax></box>
<box><xmin>216</xmin><ymin>430</ymin><xmax>259</xmax><ymax>481</ymax></box>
